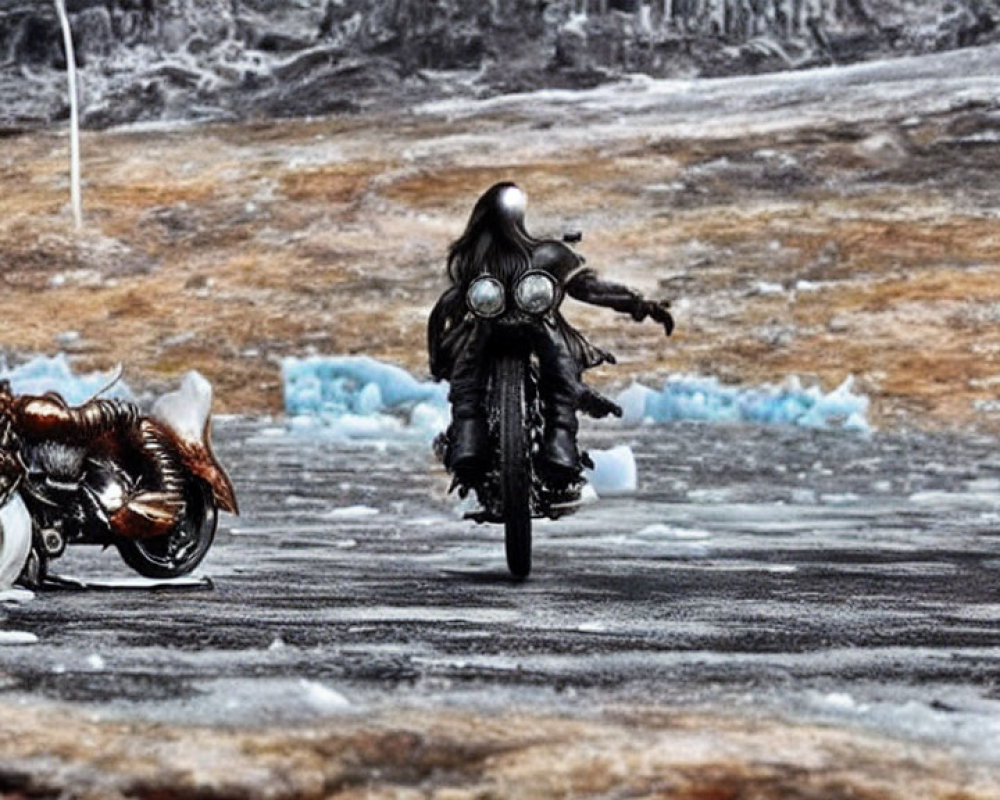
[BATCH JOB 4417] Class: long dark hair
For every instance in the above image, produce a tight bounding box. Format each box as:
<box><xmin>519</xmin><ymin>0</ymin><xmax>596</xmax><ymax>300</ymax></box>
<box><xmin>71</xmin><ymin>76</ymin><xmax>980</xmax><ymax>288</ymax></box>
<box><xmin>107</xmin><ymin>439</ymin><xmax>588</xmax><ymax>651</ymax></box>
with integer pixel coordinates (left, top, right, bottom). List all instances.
<box><xmin>447</xmin><ymin>182</ymin><xmax>537</xmax><ymax>287</ymax></box>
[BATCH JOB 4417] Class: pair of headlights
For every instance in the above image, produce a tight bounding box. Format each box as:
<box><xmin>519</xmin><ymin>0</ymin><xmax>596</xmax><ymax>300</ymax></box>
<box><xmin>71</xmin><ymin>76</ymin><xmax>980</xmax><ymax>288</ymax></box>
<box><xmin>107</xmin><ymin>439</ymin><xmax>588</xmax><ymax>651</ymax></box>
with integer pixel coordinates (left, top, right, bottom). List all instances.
<box><xmin>466</xmin><ymin>271</ymin><xmax>558</xmax><ymax>318</ymax></box>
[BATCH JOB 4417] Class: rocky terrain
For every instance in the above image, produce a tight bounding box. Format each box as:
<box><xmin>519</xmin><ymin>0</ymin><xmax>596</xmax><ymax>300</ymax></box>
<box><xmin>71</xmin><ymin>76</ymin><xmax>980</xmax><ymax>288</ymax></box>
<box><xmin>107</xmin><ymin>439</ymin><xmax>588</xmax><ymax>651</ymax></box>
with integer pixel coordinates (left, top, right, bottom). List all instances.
<box><xmin>2</xmin><ymin>1</ymin><xmax>999</xmax><ymax>129</ymax></box>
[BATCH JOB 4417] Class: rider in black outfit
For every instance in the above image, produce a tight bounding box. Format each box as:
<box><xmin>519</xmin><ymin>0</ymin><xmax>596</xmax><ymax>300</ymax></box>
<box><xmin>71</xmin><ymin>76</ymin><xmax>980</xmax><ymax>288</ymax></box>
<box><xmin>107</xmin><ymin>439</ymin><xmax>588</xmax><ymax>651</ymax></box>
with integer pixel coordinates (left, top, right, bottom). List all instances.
<box><xmin>427</xmin><ymin>182</ymin><xmax>673</xmax><ymax>483</ymax></box>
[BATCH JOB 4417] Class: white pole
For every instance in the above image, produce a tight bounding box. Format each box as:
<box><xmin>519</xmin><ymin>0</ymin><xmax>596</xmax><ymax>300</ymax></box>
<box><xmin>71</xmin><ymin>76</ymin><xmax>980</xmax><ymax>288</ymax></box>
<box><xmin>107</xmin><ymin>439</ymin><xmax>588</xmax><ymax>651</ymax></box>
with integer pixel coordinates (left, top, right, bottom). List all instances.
<box><xmin>54</xmin><ymin>0</ymin><xmax>82</xmax><ymax>232</ymax></box>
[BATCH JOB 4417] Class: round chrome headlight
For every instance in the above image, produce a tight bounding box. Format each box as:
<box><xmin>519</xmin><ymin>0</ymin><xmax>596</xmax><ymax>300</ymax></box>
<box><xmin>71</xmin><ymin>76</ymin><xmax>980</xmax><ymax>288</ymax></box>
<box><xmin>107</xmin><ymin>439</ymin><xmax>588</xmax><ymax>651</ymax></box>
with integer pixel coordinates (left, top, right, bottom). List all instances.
<box><xmin>514</xmin><ymin>270</ymin><xmax>557</xmax><ymax>315</ymax></box>
<box><xmin>466</xmin><ymin>276</ymin><xmax>505</xmax><ymax>318</ymax></box>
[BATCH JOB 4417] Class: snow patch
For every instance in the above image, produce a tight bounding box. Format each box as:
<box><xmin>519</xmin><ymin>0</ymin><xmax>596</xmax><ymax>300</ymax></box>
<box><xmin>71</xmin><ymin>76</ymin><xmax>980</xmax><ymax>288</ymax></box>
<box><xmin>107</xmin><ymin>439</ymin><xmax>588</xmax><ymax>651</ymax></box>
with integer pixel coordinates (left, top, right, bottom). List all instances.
<box><xmin>635</xmin><ymin>524</ymin><xmax>712</xmax><ymax>541</ymax></box>
<box><xmin>298</xmin><ymin>679</ymin><xmax>351</xmax><ymax>712</ymax></box>
<box><xmin>321</xmin><ymin>505</ymin><xmax>380</xmax><ymax>520</ymax></box>
<box><xmin>752</xmin><ymin>281</ymin><xmax>785</xmax><ymax>296</ymax></box>
<box><xmin>156</xmin><ymin>678</ymin><xmax>354</xmax><ymax>725</ymax></box>
<box><xmin>0</xmin><ymin>588</ymin><xmax>34</xmax><ymax>604</ymax></box>
<box><xmin>818</xmin><ymin>691</ymin><xmax>860</xmax><ymax>712</ymax></box>
<box><xmin>86</xmin><ymin>653</ymin><xmax>106</xmax><ymax>670</ymax></box>
<box><xmin>0</xmin><ymin>631</ymin><xmax>38</xmax><ymax>646</ymax></box>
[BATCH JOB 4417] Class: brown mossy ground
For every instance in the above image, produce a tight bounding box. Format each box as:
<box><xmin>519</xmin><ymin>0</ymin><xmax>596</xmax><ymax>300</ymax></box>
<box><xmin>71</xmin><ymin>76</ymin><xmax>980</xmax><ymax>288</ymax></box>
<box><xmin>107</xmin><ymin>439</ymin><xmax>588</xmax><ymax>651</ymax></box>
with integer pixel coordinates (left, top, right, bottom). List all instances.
<box><xmin>1</xmin><ymin>107</ymin><xmax>998</xmax><ymax>430</ymax></box>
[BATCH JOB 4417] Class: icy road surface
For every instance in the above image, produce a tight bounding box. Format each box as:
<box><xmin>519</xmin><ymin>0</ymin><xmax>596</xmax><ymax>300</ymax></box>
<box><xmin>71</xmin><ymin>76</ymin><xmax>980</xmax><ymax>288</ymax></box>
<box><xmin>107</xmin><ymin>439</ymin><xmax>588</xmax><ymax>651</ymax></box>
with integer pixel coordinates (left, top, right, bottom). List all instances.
<box><xmin>2</xmin><ymin>420</ymin><xmax>999</xmax><ymax>763</ymax></box>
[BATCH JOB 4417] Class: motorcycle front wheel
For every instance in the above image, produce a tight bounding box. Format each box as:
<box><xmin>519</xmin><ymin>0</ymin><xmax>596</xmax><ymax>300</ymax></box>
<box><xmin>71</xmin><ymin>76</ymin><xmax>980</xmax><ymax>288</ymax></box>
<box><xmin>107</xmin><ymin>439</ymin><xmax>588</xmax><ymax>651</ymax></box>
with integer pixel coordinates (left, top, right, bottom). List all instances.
<box><xmin>494</xmin><ymin>353</ymin><xmax>532</xmax><ymax>580</ymax></box>
<box><xmin>117</xmin><ymin>481</ymin><xmax>218</xmax><ymax>579</ymax></box>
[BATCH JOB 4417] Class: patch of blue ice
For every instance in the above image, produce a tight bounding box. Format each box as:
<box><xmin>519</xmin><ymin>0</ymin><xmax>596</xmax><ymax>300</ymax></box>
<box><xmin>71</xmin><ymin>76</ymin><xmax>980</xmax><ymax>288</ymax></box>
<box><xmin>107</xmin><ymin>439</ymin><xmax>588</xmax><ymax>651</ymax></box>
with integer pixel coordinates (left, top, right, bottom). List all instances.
<box><xmin>0</xmin><ymin>354</ymin><xmax>133</xmax><ymax>404</ymax></box>
<box><xmin>585</xmin><ymin>445</ymin><xmax>637</xmax><ymax>496</ymax></box>
<box><xmin>281</xmin><ymin>355</ymin><xmax>870</xmax><ymax>437</ymax></box>
<box><xmin>282</xmin><ymin>355</ymin><xmax>449</xmax><ymax>440</ymax></box>
<box><xmin>616</xmin><ymin>374</ymin><xmax>869</xmax><ymax>432</ymax></box>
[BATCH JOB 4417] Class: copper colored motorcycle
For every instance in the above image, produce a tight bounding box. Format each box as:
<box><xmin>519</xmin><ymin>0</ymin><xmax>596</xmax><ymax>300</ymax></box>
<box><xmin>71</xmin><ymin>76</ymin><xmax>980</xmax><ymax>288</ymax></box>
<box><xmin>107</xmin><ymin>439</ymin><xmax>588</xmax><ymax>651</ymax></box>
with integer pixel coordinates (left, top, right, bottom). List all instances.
<box><xmin>0</xmin><ymin>372</ymin><xmax>237</xmax><ymax>588</ymax></box>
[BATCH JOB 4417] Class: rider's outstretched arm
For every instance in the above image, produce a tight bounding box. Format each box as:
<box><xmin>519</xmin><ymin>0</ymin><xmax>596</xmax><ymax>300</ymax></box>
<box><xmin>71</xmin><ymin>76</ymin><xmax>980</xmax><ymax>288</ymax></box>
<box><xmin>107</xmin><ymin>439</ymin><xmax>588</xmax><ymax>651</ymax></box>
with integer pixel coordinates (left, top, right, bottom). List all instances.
<box><xmin>565</xmin><ymin>269</ymin><xmax>674</xmax><ymax>336</ymax></box>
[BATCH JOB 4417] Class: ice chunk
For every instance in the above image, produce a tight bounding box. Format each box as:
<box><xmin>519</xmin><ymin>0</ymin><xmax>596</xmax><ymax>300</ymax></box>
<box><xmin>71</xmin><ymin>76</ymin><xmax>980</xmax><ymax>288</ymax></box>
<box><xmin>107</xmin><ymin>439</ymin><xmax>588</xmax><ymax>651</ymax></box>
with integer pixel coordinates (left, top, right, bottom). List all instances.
<box><xmin>0</xmin><ymin>354</ymin><xmax>133</xmax><ymax>404</ymax></box>
<box><xmin>585</xmin><ymin>445</ymin><xmax>637</xmax><ymax>496</ymax></box>
<box><xmin>615</xmin><ymin>373</ymin><xmax>870</xmax><ymax>432</ymax></box>
<box><xmin>283</xmin><ymin>355</ymin><xmax>446</xmax><ymax>415</ymax></box>
<box><xmin>282</xmin><ymin>355</ymin><xmax>448</xmax><ymax>440</ymax></box>
<box><xmin>409</xmin><ymin>401</ymin><xmax>450</xmax><ymax>437</ymax></box>
<box><xmin>616</xmin><ymin>382</ymin><xmax>654</xmax><ymax>425</ymax></box>
<box><xmin>280</xmin><ymin>356</ymin><xmax>871</xmax><ymax>438</ymax></box>
<box><xmin>152</xmin><ymin>370</ymin><xmax>213</xmax><ymax>445</ymax></box>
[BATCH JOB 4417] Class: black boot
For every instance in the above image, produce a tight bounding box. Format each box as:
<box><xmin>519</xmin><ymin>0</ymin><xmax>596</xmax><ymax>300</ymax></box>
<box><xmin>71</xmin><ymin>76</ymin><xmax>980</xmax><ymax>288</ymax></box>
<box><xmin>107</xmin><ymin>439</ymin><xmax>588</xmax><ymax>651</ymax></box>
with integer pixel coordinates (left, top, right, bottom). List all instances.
<box><xmin>541</xmin><ymin>425</ymin><xmax>580</xmax><ymax>477</ymax></box>
<box><xmin>448</xmin><ymin>416</ymin><xmax>488</xmax><ymax>476</ymax></box>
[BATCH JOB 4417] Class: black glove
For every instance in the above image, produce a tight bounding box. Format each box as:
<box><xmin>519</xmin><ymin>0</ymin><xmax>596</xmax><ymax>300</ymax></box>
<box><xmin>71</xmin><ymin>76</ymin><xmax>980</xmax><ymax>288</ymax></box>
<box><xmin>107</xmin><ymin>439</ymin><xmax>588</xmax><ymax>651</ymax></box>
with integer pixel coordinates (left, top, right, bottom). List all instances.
<box><xmin>635</xmin><ymin>299</ymin><xmax>674</xmax><ymax>336</ymax></box>
<box><xmin>579</xmin><ymin>387</ymin><xmax>623</xmax><ymax>419</ymax></box>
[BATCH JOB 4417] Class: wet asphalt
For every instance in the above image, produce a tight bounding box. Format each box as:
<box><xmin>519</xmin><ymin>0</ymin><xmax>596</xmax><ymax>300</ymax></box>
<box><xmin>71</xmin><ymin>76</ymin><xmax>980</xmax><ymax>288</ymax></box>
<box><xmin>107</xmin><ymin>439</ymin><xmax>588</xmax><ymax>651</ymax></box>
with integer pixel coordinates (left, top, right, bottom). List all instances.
<box><xmin>1</xmin><ymin>419</ymin><xmax>999</xmax><ymax>760</ymax></box>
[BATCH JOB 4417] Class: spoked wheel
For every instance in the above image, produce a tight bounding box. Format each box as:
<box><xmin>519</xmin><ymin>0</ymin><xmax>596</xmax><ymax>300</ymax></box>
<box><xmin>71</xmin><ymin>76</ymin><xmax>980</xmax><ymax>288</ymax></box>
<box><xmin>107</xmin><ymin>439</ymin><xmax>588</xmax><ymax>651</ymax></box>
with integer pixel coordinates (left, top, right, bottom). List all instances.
<box><xmin>117</xmin><ymin>481</ymin><xmax>218</xmax><ymax>579</ymax></box>
<box><xmin>495</xmin><ymin>353</ymin><xmax>532</xmax><ymax>580</ymax></box>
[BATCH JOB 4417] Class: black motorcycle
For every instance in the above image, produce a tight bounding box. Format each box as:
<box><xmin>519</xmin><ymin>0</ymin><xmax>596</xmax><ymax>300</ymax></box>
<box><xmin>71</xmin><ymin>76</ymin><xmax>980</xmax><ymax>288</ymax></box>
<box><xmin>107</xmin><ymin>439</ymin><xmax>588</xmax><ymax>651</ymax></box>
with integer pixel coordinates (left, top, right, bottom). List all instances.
<box><xmin>429</xmin><ymin>184</ymin><xmax>673</xmax><ymax>580</ymax></box>
<box><xmin>436</xmin><ymin>265</ymin><xmax>609</xmax><ymax>580</ymax></box>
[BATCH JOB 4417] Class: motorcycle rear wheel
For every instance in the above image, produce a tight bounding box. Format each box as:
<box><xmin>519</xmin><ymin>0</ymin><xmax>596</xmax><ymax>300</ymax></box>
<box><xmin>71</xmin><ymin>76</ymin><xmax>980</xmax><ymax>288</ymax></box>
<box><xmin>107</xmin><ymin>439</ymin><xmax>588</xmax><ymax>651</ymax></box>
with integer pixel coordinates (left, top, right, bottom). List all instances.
<box><xmin>117</xmin><ymin>481</ymin><xmax>218</xmax><ymax>579</ymax></box>
<box><xmin>495</xmin><ymin>353</ymin><xmax>532</xmax><ymax>580</ymax></box>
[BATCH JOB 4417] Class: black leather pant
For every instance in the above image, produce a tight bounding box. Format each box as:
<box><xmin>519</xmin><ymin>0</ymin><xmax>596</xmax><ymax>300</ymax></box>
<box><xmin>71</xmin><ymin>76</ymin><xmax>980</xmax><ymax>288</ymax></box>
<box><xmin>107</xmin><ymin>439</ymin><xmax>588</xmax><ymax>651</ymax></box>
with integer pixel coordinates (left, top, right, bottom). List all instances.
<box><xmin>448</xmin><ymin>318</ymin><xmax>582</xmax><ymax>433</ymax></box>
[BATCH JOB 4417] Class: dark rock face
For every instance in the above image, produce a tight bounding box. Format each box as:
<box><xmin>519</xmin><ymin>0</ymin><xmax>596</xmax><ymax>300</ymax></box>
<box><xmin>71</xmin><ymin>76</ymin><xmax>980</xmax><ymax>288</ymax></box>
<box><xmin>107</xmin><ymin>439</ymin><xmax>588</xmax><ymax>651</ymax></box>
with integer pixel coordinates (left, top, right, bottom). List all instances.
<box><xmin>1</xmin><ymin>0</ymin><xmax>998</xmax><ymax>129</ymax></box>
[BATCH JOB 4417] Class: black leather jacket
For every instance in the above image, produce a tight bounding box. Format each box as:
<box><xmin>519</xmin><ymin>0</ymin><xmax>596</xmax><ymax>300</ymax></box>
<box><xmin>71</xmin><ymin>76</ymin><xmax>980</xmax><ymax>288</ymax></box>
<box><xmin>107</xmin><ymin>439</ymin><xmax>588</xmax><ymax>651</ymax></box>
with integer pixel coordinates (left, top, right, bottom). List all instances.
<box><xmin>428</xmin><ymin>239</ymin><xmax>665</xmax><ymax>381</ymax></box>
